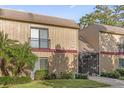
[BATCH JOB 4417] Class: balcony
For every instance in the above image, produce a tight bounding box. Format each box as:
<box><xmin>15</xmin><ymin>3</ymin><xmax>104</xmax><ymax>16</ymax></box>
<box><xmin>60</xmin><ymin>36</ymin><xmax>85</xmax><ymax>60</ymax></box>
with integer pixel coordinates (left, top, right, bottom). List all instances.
<box><xmin>30</xmin><ymin>38</ymin><xmax>50</xmax><ymax>48</ymax></box>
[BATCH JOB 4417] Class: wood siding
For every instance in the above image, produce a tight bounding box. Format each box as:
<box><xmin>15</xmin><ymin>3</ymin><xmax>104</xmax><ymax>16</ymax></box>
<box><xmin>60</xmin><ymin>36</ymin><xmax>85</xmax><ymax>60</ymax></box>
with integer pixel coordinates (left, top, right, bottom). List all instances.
<box><xmin>0</xmin><ymin>19</ymin><xmax>78</xmax><ymax>75</ymax></box>
<box><xmin>99</xmin><ymin>32</ymin><xmax>124</xmax><ymax>72</ymax></box>
<box><xmin>0</xmin><ymin>19</ymin><xmax>78</xmax><ymax>50</ymax></box>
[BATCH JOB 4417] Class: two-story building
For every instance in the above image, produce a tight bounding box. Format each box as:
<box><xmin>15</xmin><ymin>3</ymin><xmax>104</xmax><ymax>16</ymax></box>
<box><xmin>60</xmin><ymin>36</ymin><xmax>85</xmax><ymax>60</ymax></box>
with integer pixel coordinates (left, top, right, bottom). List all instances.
<box><xmin>79</xmin><ymin>24</ymin><xmax>124</xmax><ymax>75</ymax></box>
<box><xmin>0</xmin><ymin>9</ymin><xmax>79</xmax><ymax>78</ymax></box>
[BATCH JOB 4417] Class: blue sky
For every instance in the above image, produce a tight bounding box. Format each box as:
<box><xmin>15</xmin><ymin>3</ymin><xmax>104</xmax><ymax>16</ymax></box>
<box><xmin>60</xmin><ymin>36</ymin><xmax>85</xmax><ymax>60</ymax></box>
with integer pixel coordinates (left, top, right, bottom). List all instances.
<box><xmin>0</xmin><ymin>5</ymin><xmax>95</xmax><ymax>23</ymax></box>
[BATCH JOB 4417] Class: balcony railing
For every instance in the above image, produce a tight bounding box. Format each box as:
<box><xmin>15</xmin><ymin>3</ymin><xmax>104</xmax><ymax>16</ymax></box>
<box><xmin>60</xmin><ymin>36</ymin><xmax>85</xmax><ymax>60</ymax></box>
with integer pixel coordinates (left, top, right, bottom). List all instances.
<box><xmin>30</xmin><ymin>38</ymin><xmax>50</xmax><ymax>48</ymax></box>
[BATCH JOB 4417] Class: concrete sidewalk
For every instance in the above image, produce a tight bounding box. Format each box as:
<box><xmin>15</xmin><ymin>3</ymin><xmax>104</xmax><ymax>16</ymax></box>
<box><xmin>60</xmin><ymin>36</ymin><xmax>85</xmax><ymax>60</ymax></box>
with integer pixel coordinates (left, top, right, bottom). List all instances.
<box><xmin>89</xmin><ymin>76</ymin><xmax>124</xmax><ymax>88</ymax></box>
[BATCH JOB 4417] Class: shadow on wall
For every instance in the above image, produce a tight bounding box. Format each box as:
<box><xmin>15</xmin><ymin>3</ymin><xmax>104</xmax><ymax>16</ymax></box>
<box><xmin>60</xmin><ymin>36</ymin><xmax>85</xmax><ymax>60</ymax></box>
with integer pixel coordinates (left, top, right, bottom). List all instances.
<box><xmin>100</xmin><ymin>32</ymin><xmax>117</xmax><ymax>71</ymax></box>
<box><xmin>49</xmin><ymin>44</ymin><xmax>77</xmax><ymax>77</ymax></box>
<box><xmin>100</xmin><ymin>54</ymin><xmax>118</xmax><ymax>72</ymax></box>
<box><xmin>99</xmin><ymin>28</ymin><xmax>124</xmax><ymax>71</ymax></box>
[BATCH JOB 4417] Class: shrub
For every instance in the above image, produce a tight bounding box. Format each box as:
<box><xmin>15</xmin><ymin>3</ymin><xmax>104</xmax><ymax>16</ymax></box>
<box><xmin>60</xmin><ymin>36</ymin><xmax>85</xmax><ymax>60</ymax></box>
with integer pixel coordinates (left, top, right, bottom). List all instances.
<box><xmin>49</xmin><ymin>73</ymin><xmax>57</xmax><ymax>79</ymax></box>
<box><xmin>60</xmin><ymin>72</ymin><xmax>73</xmax><ymax>79</ymax></box>
<box><xmin>100</xmin><ymin>72</ymin><xmax>107</xmax><ymax>77</ymax></box>
<box><xmin>116</xmin><ymin>68</ymin><xmax>124</xmax><ymax>76</ymax></box>
<box><xmin>100</xmin><ymin>71</ymin><xmax>120</xmax><ymax>79</ymax></box>
<box><xmin>0</xmin><ymin>76</ymin><xmax>14</xmax><ymax>85</ymax></box>
<box><xmin>108</xmin><ymin>71</ymin><xmax>120</xmax><ymax>79</ymax></box>
<box><xmin>14</xmin><ymin>77</ymin><xmax>31</xmax><ymax>84</ymax></box>
<box><xmin>0</xmin><ymin>76</ymin><xmax>31</xmax><ymax>85</ymax></box>
<box><xmin>75</xmin><ymin>74</ymin><xmax>88</xmax><ymax>79</ymax></box>
<box><xmin>34</xmin><ymin>70</ymin><xmax>49</xmax><ymax>80</ymax></box>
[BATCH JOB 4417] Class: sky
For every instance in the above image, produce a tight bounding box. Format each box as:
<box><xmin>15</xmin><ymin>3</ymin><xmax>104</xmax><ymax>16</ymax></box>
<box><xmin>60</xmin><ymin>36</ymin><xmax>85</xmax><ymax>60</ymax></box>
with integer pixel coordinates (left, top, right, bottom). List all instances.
<box><xmin>0</xmin><ymin>5</ymin><xmax>95</xmax><ymax>23</ymax></box>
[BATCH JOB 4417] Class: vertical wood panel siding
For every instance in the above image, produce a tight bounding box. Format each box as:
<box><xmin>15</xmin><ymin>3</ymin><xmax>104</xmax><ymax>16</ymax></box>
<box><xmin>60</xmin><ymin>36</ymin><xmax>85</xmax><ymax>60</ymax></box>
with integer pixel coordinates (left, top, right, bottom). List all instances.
<box><xmin>99</xmin><ymin>32</ymin><xmax>124</xmax><ymax>72</ymax></box>
<box><xmin>0</xmin><ymin>19</ymin><xmax>78</xmax><ymax>75</ymax></box>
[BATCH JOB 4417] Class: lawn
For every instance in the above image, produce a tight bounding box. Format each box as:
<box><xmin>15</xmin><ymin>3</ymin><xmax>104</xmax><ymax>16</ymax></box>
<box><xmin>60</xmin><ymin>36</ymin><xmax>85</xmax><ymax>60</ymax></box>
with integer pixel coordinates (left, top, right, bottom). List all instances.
<box><xmin>119</xmin><ymin>77</ymin><xmax>124</xmax><ymax>80</ymax></box>
<box><xmin>0</xmin><ymin>79</ymin><xmax>110</xmax><ymax>88</ymax></box>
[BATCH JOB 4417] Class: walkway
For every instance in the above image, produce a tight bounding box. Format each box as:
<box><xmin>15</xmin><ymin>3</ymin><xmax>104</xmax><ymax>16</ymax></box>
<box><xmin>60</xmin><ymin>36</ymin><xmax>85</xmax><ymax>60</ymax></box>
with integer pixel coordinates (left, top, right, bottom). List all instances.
<box><xmin>89</xmin><ymin>76</ymin><xmax>124</xmax><ymax>88</ymax></box>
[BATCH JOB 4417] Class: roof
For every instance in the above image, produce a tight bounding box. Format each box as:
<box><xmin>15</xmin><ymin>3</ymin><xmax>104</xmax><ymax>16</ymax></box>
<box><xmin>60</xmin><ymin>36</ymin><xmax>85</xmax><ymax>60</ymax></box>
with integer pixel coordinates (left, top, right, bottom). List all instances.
<box><xmin>86</xmin><ymin>24</ymin><xmax>124</xmax><ymax>35</ymax></box>
<box><xmin>0</xmin><ymin>8</ymin><xmax>79</xmax><ymax>29</ymax></box>
<box><xmin>79</xmin><ymin>36</ymin><xmax>96</xmax><ymax>53</ymax></box>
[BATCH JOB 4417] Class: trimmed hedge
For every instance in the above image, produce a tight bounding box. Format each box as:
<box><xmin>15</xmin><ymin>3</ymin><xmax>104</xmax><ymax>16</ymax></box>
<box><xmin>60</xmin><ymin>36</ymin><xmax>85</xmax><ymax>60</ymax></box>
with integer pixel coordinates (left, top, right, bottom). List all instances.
<box><xmin>100</xmin><ymin>71</ymin><xmax>120</xmax><ymax>79</ymax></box>
<box><xmin>0</xmin><ymin>76</ymin><xmax>31</xmax><ymax>85</ymax></box>
<box><xmin>34</xmin><ymin>70</ymin><xmax>49</xmax><ymax>80</ymax></box>
<box><xmin>75</xmin><ymin>74</ymin><xmax>88</xmax><ymax>79</ymax></box>
<box><xmin>116</xmin><ymin>68</ymin><xmax>124</xmax><ymax>76</ymax></box>
<box><xmin>60</xmin><ymin>72</ymin><xmax>73</xmax><ymax>79</ymax></box>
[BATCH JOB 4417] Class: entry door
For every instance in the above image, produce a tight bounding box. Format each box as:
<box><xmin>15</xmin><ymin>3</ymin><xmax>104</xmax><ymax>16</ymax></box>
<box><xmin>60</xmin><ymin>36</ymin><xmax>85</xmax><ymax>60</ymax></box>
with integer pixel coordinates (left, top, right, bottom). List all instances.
<box><xmin>78</xmin><ymin>53</ymin><xmax>99</xmax><ymax>75</ymax></box>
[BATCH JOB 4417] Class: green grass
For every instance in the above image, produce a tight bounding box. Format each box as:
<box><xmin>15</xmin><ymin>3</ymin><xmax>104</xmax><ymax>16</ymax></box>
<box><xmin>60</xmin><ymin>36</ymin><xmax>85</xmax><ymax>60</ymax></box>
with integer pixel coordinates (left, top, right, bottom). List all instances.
<box><xmin>119</xmin><ymin>77</ymin><xmax>124</xmax><ymax>80</ymax></box>
<box><xmin>0</xmin><ymin>79</ymin><xmax>110</xmax><ymax>88</ymax></box>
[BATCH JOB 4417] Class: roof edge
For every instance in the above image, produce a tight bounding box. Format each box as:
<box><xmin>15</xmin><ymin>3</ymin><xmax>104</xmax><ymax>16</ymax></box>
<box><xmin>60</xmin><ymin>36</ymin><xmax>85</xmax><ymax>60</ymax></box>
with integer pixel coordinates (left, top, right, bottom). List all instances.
<box><xmin>0</xmin><ymin>8</ymin><xmax>79</xmax><ymax>29</ymax></box>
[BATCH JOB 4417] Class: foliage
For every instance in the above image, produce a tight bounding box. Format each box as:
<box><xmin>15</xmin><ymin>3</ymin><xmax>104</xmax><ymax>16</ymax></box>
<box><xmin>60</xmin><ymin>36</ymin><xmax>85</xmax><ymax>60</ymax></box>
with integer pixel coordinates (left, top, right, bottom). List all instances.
<box><xmin>60</xmin><ymin>72</ymin><xmax>73</xmax><ymax>79</ymax></box>
<box><xmin>49</xmin><ymin>73</ymin><xmax>57</xmax><ymax>79</ymax></box>
<box><xmin>75</xmin><ymin>73</ymin><xmax>88</xmax><ymax>79</ymax></box>
<box><xmin>80</xmin><ymin>5</ymin><xmax>124</xmax><ymax>28</ymax></box>
<box><xmin>34</xmin><ymin>70</ymin><xmax>49</xmax><ymax>80</ymax></box>
<box><xmin>100</xmin><ymin>71</ymin><xmax>120</xmax><ymax>79</ymax></box>
<box><xmin>119</xmin><ymin>76</ymin><xmax>124</xmax><ymax>80</ymax></box>
<box><xmin>11</xmin><ymin>43</ymin><xmax>37</xmax><ymax>76</ymax></box>
<box><xmin>13</xmin><ymin>76</ymin><xmax>31</xmax><ymax>84</ymax></box>
<box><xmin>42</xmin><ymin>79</ymin><xmax>110</xmax><ymax>88</ymax></box>
<box><xmin>0</xmin><ymin>76</ymin><xmax>14</xmax><ymax>85</ymax></box>
<box><xmin>0</xmin><ymin>80</ymin><xmax>110</xmax><ymax>88</ymax></box>
<box><xmin>0</xmin><ymin>31</ymin><xmax>17</xmax><ymax>76</ymax></box>
<box><xmin>0</xmin><ymin>31</ymin><xmax>37</xmax><ymax>77</ymax></box>
<box><xmin>116</xmin><ymin>68</ymin><xmax>124</xmax><ymax>76</ymax></box>
<box><xmin>0</xmin><ymin>76</ymin><xmax>31</xmax><ymax>85</ymax></box>
<box><xmin>113</xmin><ymin>5</ymin><xmax>124</xmax><ymax>27</ymax></box>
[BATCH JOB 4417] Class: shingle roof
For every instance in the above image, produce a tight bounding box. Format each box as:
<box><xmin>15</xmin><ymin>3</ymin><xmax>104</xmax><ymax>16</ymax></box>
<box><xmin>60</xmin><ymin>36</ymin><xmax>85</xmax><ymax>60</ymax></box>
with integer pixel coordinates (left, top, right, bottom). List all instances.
<box><xmin>88</xmin><ymin>24</ymin><xmax>124</xmax><ymax>35</ymax></box>
<box><xmin>0</xmin><ymin>8</ymin><xmax>79</xmax><ymax>29</ymax></box>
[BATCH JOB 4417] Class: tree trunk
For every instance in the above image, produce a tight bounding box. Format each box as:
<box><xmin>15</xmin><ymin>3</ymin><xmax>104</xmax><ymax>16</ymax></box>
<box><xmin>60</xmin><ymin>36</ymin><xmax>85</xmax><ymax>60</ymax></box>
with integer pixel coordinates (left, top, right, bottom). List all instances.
<box><xmin>0</xmin><ymin>58</ymin><xmax>9</xmax><ymax>76</ymax></box>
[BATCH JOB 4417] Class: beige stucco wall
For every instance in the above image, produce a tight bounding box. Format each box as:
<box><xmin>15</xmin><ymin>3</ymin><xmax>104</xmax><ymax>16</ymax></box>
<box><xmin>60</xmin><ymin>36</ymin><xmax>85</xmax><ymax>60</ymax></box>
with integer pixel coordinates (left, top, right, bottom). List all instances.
<box><xmin>0</xmin><ymin>19</ymin><xmax>78</xmax><ymax>75</ymax></box>
<box><xmin>99</xmin><ymin>32</ymin><xmax>124</xmax><ymax>72</ymax></box>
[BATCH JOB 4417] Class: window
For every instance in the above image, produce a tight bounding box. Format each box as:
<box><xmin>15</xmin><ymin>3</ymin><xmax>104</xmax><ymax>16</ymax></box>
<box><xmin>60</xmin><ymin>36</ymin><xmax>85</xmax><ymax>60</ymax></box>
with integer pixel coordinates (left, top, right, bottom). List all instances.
<box><xmin>117</xmin><ymin>38</ymin><xmax>124</xmax><ymax>52</ymax></box>
<box><xmin>30</xmin><ymin>28</ymin><xmax>49</xmax><ymax>48</ymax></box>
<box><xmin>119</xmin><ymin>58</ymin><xmax>124</xmax><ymax>68</ymax></box>
<box><xmin>40</xmin><ymin>58</ymin><xmax>48</xmax><ymax>70</ymax></box>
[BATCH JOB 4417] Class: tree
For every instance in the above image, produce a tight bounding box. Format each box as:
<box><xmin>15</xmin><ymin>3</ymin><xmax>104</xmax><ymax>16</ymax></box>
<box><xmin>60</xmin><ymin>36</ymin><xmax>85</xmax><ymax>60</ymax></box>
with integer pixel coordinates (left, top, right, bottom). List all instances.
<box><xmin>0</xmin><ymin>31</ymin><xmax>16</xmax><ymax>76</ymax></box>
<box><xmin>0</xmin><ymin>31</ymin><xmax>37</xmax><ymax>77</ymax></box>
<box><xmin>80</xmin><ymin>5</ymin><xmax>124</xmax><ymax>28</ymax></box>
<box><xmin>113</xmin><ymin>5</ymin><xmax>124</xmax><ymax>27</ymax></box>
<box><xmin>12</xmin><ymin>42</ymin><xmax>37</xmax><ymax>76</ymax></box>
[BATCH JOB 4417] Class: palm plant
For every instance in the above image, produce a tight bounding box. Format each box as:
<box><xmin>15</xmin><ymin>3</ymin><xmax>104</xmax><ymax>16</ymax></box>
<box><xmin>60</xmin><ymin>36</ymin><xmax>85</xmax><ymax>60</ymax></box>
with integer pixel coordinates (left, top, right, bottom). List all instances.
<box><xmin>12</xmin><ymin>42</ymin><xmax>37</xmax><ymax>77</ymax></box>
<box><xmin>0</xmin><ymin>31</ymin><xmax>17</xmax><ymax>76</ymax></box>
<box><xmin>0</xmin><ymin>31</ymin><xmax>37</xmax><ymax>77</ymax></box>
